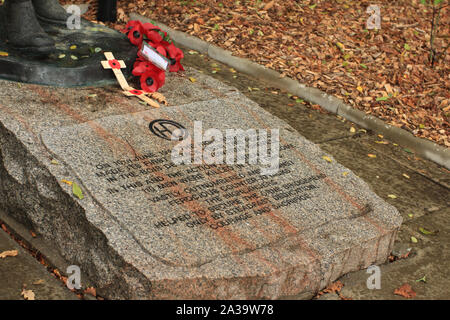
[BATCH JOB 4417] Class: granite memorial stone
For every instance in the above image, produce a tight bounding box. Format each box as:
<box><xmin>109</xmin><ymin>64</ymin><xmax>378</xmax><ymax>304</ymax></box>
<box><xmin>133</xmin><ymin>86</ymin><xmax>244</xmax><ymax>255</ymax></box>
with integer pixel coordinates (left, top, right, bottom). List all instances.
<box><xmin>0</xmin><ymin>67</ymin><xmax>402</xmax><ymax>299</ymax></box>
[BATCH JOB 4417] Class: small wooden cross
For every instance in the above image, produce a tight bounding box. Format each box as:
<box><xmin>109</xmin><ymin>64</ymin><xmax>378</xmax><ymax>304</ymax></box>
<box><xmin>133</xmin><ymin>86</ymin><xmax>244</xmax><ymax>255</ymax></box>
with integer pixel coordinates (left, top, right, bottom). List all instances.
<box><xmin>101</xmin><ymin>52</ymin><xmax>129</xmax><ymax>90</ymax></box>
<box><xmin>101</xmin><ymin>52</ymin><xmax>160</xmax><ymax>108</ymax></box>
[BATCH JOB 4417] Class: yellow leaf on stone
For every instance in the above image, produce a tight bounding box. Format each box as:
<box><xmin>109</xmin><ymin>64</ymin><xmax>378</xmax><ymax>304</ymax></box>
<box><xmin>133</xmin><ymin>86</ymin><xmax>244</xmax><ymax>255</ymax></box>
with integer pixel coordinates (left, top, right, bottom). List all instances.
<box><xmin>375</xmin><ymin>140</ymin><xmax>389</xmax><ymax>144</ymax></box>
<box><xmin>322</xmin><ymin>156</ymin><xmax>332</xmax><ymax>163</ymax></box>
<box><xmin>411</xmin><ymin>236</ymin><xmax>418</xmax><ymax>243</ymax></box>
<box><xmin>51</xmin><ymin>159</ymin><xmax>59</xmax><ymax>165</ymax></box>
<box><xmin>342</xmin><ymin>172</ymin><xmax>349</xmax><ymax>176</ymax></box>
<box><xmin>419</xmin><ymin>227</ymin><xmax>434</xmax><ymax>235</ymax></box>
<box><xmin>21</xmin><ymin>289</ymin><xmax>35</xmax><ymax>300</ymax></box>
<box><xmin>61</xmin><ymin>179</ymin><xmax>73</xmax><ymax>186</ymax></box>
<box><xmin>357</xmin><ymin>86</ymin><xmax>363</xmax><ymax>93</ymax></box>
<box><xmin>0</xmin><ymin>51</ymin><xmax>9</xmax><ymax>57</ymax></box>
<box><xmin>70</xmin><ymin>45</ymin><xmax>77</xmax><ymax>50</ymax></box>
<box><xmin>402</xmin><ymin>174</ymin><xmax>410</xmax><ymax>179</ymax></box>
<box><xmin>368</xmin><ymin>154</ymin><xmax>377</xmax><ymax>158</ymax></box>
<box><xmin>189</xmin><ymin>77</ymin><xmax>197</xmax><ymax>83</ymax></box>
<box><xmin>73</xmin><ymin>182</ymin><xmax>84</xmax><ymax>200</ymax></box>
<box><xmin>0</xmin><ymin>250</ymin><xmax>18</xmax><ymax>258</ymax></box>
<box><xmin>378</xmin><ymin>134</ymin><xmax>384</xmax><ymax>139</ymax></box>
<box><xmin>350</xmin><ymin>127</ymin><xmax>356</xmax><ymax>133</ymax></box>
<box><xmin>388</xmin><ymin>194</ymin><xmax>397</xmax><ymax>199</ymax></box>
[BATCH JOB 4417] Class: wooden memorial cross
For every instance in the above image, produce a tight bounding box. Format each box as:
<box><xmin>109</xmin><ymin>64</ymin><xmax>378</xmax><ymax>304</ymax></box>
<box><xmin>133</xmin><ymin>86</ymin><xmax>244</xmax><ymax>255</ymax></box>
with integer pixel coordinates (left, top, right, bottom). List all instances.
<box><xmin>101</xmin><ymin>52</ymin><xmax>129</xmax><ymax>90</ymax></box>
<box><xmin>101</xmin><ymin>52</ymin><xmax>161</xmax><ymax>108</ymax></box>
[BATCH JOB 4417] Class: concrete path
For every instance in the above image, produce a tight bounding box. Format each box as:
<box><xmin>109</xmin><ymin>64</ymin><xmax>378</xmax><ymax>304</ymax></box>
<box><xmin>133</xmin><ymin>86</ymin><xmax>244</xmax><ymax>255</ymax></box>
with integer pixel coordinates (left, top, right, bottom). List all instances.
<box><xmin>0</xmin><ymin>225</ymin><xmax>77</xmax><ymax>300</ymax></box>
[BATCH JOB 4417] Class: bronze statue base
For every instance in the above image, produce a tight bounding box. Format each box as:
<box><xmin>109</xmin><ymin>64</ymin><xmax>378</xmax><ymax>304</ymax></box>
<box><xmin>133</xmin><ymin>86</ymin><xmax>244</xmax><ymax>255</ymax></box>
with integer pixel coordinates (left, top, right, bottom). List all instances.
<box><xmin>0</xmin><ymin>6</ymin><xmax>137</xmax><ymax>87</ymax></box>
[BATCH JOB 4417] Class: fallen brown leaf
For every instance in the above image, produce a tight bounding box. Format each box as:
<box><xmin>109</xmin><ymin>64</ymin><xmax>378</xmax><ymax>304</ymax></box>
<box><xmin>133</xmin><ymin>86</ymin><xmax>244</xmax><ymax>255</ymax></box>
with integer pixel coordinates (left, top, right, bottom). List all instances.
<box><xmin>263</xmin><ymin>1</ymin><xmax>275</xmax><ymax>11</ymax></box>
<box><xmin>0</xmin><ymin>250</ymin><xmax>18</xmax><ymax>259</ymax></box>
<box><xmin>323</xmin><ymin>280</ymin><xmax>344</xmax><ymax>294</ymax></box>
<box><xmin>21</xmin><ymin>289</ymin><xmax>35</xmax><ymax>300</ymax></box>
<box><xmin>394</xmin><ymin>283</ymin><xmax>416</xmax><ymax>298</ymax></box>
<box><xmin>53</xmin><ymin>269</ymin><xmax>61</xmax><ymax>277</ymax></box>
<box><xmin>84</xmin><ymin>287</ymin><xmax>97</xmax><ymax>297</ymax></box>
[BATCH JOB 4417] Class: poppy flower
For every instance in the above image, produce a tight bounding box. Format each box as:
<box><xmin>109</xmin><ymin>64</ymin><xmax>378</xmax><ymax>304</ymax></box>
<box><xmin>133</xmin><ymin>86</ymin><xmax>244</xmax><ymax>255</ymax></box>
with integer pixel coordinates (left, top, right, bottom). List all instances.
<box><xmin>132</xmin><ymin>60</ymin><xmax>154</xmax><ymax>76</ymax></box>
<box><xmin>125</xmin><ymin>22</ymin><xmax>144</xmax><ymax>47</ymax></box>
<box><xmin>129</xmin><ymin>89</ymin><xmax>143</xmax><ymax>96</ymax></box>
<box><xmin>121</xmin><ymin>20</ymin><xmax>142</xmax><ymax>34</ymax></box>
<box><xmin>108</xmin><ymin>59</ymin><xmax>121</xmax><ymax>69</ymax></box>
<box><xmin>153</xmin><ymin>44</ymin><xmax>168</xmax><ymax>57</ymax></box>
<box><xmin>140</xmin><ymin>67</ymin><xmax>165</xmax><ymax>93</ymax></box>
<box><xmin>121</xmin><ymin>20</ymin><xmax>184</xmax><ymax>93</ymax></box>
<box><xmin>142</xmin><ymin>23</ymin><xmax>166</xmax><ymax>44</ymax></box>
<box><xmin>162</xmin><ymin>41</ymin><xmax>184</xmax><ymax>72</ymax></box>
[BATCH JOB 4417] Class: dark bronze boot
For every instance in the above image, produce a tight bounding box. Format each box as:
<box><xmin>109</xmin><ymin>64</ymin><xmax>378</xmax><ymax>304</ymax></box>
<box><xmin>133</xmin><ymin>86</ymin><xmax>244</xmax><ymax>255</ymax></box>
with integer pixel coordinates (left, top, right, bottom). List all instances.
<box><xmin>6</xmin><ymin>0</ymin><xmax>55</xmax><ymax>54</ymax></box>
<box><xmin>32</xmin><ymin>0</ymin><xmax>70</xmax><ymax>26</ymax></box>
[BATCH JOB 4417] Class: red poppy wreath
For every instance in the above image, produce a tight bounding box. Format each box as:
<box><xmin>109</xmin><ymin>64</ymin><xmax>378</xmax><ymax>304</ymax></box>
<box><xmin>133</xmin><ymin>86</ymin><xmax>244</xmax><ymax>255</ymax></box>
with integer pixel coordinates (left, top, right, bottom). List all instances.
<box><xmin>122</xmin><ymin>20</ymin><xmax>185</xmax><ymax>93</ymax></box>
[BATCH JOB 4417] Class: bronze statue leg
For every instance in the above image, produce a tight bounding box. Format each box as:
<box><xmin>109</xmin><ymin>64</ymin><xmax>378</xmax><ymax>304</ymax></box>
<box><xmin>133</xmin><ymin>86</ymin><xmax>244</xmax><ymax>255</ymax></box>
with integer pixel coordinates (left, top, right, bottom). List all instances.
<box><xmin>6</xmin><ymin>0</ymin><xmax>55</xmax><ymax>54</ymax></box>
<box><xmin>32</xmin><ymin>0</ymin><xmax>70</xmax><ymax>26</ymax></box>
